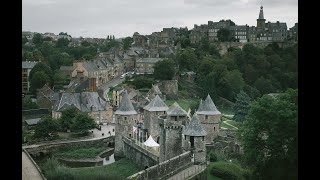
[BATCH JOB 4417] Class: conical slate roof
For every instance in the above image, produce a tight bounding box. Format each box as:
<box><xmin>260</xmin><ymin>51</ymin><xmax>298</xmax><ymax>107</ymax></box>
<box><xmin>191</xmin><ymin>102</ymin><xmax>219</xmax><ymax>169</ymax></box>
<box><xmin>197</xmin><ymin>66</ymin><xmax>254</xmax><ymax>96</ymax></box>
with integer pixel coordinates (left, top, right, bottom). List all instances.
<box><xmin>167</xmin><ymin>102</ymin><xmax>187</xmax><ymax>116</ymax></box>
<box><xmin>197</xmin><ymin>100</ymin><xmax>204</xmax><ymax>112</ymax></box>
<box><xmin>183</xmin><ymin>113</ymin><xmax>207</xmax><ymax>136</ymax></box>
<box><xmin>197</xmin><ymin>95</ymin><xmax>221</xmax><ymax>115</ymax></box>
<box><xmin>115</xmin><ymin>90</ymin><xmax>137</xmax><ymax>115</ymax></box>
<box><xmin>143</xmin><ymin>95</ymin><xmax>168</xmax><ymax>112</ymax></box>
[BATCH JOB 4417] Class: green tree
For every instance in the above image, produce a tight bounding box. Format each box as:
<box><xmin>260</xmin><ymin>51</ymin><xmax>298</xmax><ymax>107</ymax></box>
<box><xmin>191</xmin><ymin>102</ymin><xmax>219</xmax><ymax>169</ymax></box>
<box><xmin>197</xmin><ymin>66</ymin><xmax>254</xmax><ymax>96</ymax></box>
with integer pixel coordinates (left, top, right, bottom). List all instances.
<box><xmin>123</xmin><ymin>37</ymin><xmax>133</xmax><ymax>50</ymax></box>
<box><xmin>30</xmin><ymin>71</ymin><xmax>50</xmax><ymax>94</ymax></box>
<box><xmin>56</xmin><ymin>38</ymin><xmax>70</xmax><ymax>48</ymax></box>
<box><xmin>233</xmin><ymin>91</ymin><xmax>251</xmax><ymax>122</ymax></box>
<box><xmin>32</xmin><ymin>33</ymin><xmax>43</xmax><ymax>45</ymax></box>
<box><xmin>153</xmin><ymin>59</ymin><xmax>175</xmax><ymax>80</ymax></box>
<box><xmin>81</xmin><ymin>41</ymin><xmax>90</xmax><ymax>47</ymax></box>
<box><xmin>70</xmin><ymin>113</ymin><xmax>96</xmax><ymax>133</ymax></box>
<box><xmin>217</xmin><ymin>28</ymin><xmax>234</xmax><ymax>42</ymax></box>
<box><xmin>239</xmin><ymin>89</ymin><xmax>298</xmax><ymax>180</ymax></box>
<box><xmin>34</xmin><ymin>116</ymin><xmax>60</xmax><ymax>138</ymax></box>
<box><xmin>224</xmin><ymin>70</ymin><xmax>245</xmax><ymax>100</ymax></box>
<box><xmin>22</xmin><ymin>36</ymin><xmax>28</xmax><ymax>45</ymax></box>
<box><xmin>59</xmin><ymin>107</ymin><xmax>79</xmax><ymax>131</ymax></box>
<box><xmin>22</xmin><ymin>96</ymin><xmax>39</xmax><ymax>110</ymax></box>
<box><xmin>29</xmin><ymin>63</ymin><xmax>54</xmax><ymax>86</ymax></box>
<box><xmin>82</xmin><ymin>53</ymin><xmax>93</xmax><ymax>60</ymax></box>
<box><xmin>176</xmin><ymin>48</ymin><xmax>197</xmax><ymax>71</ymax></box>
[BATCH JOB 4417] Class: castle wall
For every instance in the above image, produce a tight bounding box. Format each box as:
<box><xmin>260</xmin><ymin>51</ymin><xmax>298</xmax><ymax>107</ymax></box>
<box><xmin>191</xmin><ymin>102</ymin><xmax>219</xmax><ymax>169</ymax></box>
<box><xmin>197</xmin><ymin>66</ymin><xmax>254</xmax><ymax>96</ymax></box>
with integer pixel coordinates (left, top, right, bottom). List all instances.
<box><xmin>122</xmin><ymin>136</ymin><xmax>159</xmax><ymax>169</ymax></box>
<box><xmin>114</xmin><ymin>114</ymin><xmax>138</xmax><ymax>157</ymax></box>
<box><xmin>144</xmin><ymin>111</ymin><xmax>165</xmax><ymax>138</ymax></box>
<box><xmin>127</xmin><ymin>151</ymin><xmax>192</xmax><ymax>180</ymax></box>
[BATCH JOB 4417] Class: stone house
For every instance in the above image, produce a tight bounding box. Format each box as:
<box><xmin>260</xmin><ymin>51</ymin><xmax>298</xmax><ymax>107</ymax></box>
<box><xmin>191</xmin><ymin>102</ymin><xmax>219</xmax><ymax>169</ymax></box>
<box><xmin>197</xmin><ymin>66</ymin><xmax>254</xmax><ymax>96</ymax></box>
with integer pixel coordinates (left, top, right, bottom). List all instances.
<box><xmin>22</xmin><ymin>61</ymin><xmax>38</xmax><ymax>93</ymax></box>
<box><xmin>36</xmin><ymin>84</ymin><xmax>59</xmax><ymax>109</ymax></box>
<box><xmin>135</xmin><ymin>58</ymin><xmax>164</xmax><ymax>74</ymax></box>
<box><xmin>52</xmin><ymin>92</ymin><xmax>113</xmax><ymax>123</ymax></box>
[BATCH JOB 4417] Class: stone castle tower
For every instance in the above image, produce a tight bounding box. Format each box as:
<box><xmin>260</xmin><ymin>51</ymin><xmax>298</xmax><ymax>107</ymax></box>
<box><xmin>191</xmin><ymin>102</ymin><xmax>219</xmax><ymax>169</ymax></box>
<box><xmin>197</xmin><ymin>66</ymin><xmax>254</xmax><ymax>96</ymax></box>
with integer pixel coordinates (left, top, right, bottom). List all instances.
<box><xmin>159</xmin><ymin>102</ymin><xmax>187</xmax><ymax>162</ymax></box>
<box><xmin>114</xmin><ymin>90</ymin><xmax>138</xmax><ymax>157</ymax></box>
<box><xmin>257</xmin><ymin>6</ymin><xmax>266</xmax><ymax>30</ymax></box>
<box><xmin>183</xmin><ymin>113</ymin><xmax>207</xmax><ymax>164</ymax></box>
<box><xmin>197</xmin><ymin>94</ymin><xmax>221</xmax><ymax>144</ymax></box>
<box><xmin>143</xmin><ymin>95</ymin><xmax>169</xmax><ymax>142</ymax></box>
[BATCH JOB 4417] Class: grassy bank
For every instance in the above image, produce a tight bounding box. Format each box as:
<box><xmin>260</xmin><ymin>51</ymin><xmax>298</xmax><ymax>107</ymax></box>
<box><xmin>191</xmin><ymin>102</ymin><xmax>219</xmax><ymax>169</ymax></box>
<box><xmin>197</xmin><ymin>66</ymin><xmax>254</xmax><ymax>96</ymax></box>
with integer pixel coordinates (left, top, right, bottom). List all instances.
<box><xmin>165</xmin><ymin>98</ymin><xmax>199</xmax><ymax>111</ymax></box>
<box><xmin>42</xmin><ymin>158</ymin><xmax>142</xmax><ymax>180</ymax></box>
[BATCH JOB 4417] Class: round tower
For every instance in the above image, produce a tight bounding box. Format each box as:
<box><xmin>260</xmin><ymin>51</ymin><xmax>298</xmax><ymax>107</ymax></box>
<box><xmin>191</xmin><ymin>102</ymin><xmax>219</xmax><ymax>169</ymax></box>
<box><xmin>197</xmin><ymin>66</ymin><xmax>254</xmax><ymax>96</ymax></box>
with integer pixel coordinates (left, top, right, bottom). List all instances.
<box><xmin>197</xmin><ymin>94</ymin><xmax>221</xmax><ymax>144</ymax></box>
<box><xmin>114</xmin><ymin>89</ymin><xmax>138</xmax><ymax>157</ymax></box>
<box><xmin>143</xmin><ymin>95</ymin><xmax>168</xmax><ymax>142</ymax></box>
<box><xmin>183</xmin><ymin>113</ymin><xmax>207</xmax><ymax>164</ymax></box>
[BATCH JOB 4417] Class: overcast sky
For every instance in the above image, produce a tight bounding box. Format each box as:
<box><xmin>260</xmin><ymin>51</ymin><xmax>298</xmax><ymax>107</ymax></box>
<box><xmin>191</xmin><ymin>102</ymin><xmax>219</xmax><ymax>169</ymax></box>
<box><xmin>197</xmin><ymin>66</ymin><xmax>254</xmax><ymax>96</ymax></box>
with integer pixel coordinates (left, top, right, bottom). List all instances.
<box><xmin>22</xmin><ymin>0</ymin><xmax>298</xmax><ymax>38</ymax></box>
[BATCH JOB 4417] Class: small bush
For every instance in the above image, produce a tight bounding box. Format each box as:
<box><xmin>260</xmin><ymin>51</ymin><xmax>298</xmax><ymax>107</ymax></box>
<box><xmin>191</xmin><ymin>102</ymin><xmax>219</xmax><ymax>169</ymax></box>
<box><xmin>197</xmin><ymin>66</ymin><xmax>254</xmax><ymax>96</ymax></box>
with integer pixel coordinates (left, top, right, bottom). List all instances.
<box><xmin>209</xmin><ymin>161</ymin><xmax>244</xmax><ymax>180</ymax></box>
<box><xmin>208</xmin><ymin>151</ymin><xmax>218</xmax><ymax>162</ymax></box>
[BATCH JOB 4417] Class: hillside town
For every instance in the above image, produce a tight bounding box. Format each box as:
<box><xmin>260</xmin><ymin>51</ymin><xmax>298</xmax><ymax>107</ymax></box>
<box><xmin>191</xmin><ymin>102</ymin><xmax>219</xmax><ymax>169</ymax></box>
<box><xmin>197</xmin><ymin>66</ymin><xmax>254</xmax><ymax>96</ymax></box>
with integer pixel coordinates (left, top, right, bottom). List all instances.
<box><xmin>22</xmin><ymin>5</ymin><xmax>298</xmax><ymax>180</ymax></box>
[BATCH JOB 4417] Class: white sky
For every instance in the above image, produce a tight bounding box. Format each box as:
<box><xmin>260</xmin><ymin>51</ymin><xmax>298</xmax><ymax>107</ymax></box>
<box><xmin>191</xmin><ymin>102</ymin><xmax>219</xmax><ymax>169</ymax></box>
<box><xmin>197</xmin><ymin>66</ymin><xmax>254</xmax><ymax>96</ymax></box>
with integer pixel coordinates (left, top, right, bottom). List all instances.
<box><xmin>22</xmin><ymin>0</ymin><xmax>298</xmax><ymax>38</ymax></box>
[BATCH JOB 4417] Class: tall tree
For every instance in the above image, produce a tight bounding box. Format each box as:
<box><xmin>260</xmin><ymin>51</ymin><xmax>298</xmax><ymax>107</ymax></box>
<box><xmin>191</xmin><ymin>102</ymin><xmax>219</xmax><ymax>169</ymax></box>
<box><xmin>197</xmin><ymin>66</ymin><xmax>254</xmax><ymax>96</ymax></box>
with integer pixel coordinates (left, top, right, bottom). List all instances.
<box><xmin>153</xmin><ymin>59</ymin><xmax>175</xmax><ymax>80</ymax></box>
<box><xmin>29</xmin><ymin>63</ymin><xmax>54</xmax><ymax>85</ymax></box>
<box><xmin>59</xmin><ymin>107</ymin><xmax>79</xmax><ymax>131</ymax></box>
<box><xmin>123</xmin><ymin>37</ymin><xmax>133</xmax><ymax>50</ymax></box>
<box><xmin>56</xmin><ymin>38</ymin><xmax>70</xmax><ymax>48</ymax></box>
<box><xmin>22</xmin><ymin>96</ymin><xmax>39</xmax><ymax>110</ymax></box>
<box><xmin>239</xmin><ymin>88</ymin><xmax>298</xmax><ymax>180</ymax></box>
<box><xmin>30</xmin><ymin>71</ymin><xmax>50</xmax><ymax>94</ymax></box>
<box><xmin>217</xmin><ymin>28</ymin><xmax>234</xmax><ymax>42</ymax></box>
<box><xmin>233</xmin><ymin>91</ymin><xmax>251</xmax><ymax>122</ymax></box>
<box><xmin>32</xmin><ymin>33</ymin><xmax>43</xmax><ymax>45</ymax></box>
<box><xmin>34</xmin><ymin>116</ymin><xmax>60</xmax><ymax>138</ymax></box>
<box><xmin>71</xmin><ymin>113</ymin><xmax>96</xmax><ymax>133</ymax></box>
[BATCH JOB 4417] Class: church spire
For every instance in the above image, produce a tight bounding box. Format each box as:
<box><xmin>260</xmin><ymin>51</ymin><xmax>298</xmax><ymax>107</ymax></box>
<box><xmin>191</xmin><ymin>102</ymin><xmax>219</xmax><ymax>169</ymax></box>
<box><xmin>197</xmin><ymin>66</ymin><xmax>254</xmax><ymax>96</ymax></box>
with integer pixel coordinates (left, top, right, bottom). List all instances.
<box><xmin>258</xmin><ymin>5</ymin><xmax>264</xmax><ymax>20</ymax></box>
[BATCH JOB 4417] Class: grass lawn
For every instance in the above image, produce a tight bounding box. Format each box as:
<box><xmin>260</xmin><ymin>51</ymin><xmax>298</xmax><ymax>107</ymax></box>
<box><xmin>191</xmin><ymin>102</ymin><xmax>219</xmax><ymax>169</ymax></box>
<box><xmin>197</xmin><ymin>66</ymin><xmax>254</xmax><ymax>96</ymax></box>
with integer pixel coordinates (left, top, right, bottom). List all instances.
<box><xmin>220</xmin><ymin>121</ymin><xmax>237</xmax><ymax>129</ymax></box>
<box><xmin>165</xmin><ymin>98</ymin><xmax>199</xmax><ymax>111</ymax></box>
<box><xmin>66</xmin><ymin>158</ymin><xmax>142</xmax><ymax>179</ymax></box>
<box><xmin>53</xmin><ymin>147</ymin><xmax>105</xmax><ymax>159</ymax></box>
<box><xmin>208</xmin><ymin>173</ymin><xmax>224</xmax><ymax>180</ymax></box>
<box><xmin>225</xmin><ymin>120</ymin><xmax>241</xmax><ymax>128</ymax></box>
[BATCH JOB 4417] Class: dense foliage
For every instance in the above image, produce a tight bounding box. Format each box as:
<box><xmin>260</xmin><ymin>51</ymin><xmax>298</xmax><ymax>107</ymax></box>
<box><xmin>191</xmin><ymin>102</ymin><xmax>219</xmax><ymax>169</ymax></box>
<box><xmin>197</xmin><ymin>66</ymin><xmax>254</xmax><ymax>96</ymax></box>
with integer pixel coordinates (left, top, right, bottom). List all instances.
<box><xmin>233</xmin><ymin>91</ymin><xmax>251</xmax><ymax>122</ymax></box>
<box><xmin>22</xmin><ymin>96</ymin><xmax>39</xmax><ymax>110</ymax></box>
<box><xmin>34</xmin><ymin>116</ymin><xmax>60</xmax><ymax>138</ymax></box>
<box><xmin>153</xmin><ymin>59</ymin><xmax>175</xmax><ymax>80</ymax></box>
<box><xmin>239</xmin><ymin>88</ymin><xmax>298</xmax><ymax>180</ymax></box>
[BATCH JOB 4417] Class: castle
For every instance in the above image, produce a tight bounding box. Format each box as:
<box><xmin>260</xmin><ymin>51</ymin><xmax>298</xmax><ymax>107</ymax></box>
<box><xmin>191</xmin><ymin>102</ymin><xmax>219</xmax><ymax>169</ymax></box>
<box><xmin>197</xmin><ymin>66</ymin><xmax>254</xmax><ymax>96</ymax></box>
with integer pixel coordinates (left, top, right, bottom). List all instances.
<box><xmin>114</xmin><ymin>89</ymin><xmax>221</xmax><ymax>173</ymax></box>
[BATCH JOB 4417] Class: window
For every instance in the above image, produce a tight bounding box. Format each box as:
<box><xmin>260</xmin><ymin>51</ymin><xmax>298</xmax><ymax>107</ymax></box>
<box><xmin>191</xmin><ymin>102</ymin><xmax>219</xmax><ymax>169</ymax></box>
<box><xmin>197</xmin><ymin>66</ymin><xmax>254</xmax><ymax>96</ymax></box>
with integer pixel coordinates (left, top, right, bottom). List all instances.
<box><xmin>124</xmin><ymin>116</ymin><xmax>127</xmax><ymax>121</ymax></box>
<box><xmin>190</xmin><ymin>136</ymin><xmax>194</xmax><ymax>148</ymax></box>
<box><xmin>205</xmin><ymin>115</ymin><xmax>208</xmax><ymax>120</ymax></box>
<box><xmin>185</xmin><ymin>135</ymin><xmax>186</xmax><ymax>140</ymax></box>
<box><xmin>214</xmin><ymin>127</ymin><xmax>216</xmax><ymax>131</ymax></box>
<box><xmin>163</xmin><ymin>111</ymin><xmax>166</xmax><ymax>114</ymax></box>
<box><xmin>202</xmin><ymin>137</ymin><xmax>204</xmax><ymax>141</ymax></box>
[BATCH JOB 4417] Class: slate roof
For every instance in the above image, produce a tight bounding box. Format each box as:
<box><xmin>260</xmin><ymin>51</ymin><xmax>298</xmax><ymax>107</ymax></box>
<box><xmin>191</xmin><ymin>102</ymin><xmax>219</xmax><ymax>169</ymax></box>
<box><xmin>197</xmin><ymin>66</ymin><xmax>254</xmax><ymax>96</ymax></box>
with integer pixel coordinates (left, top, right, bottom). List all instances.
<box><xmin>22</xmin><ymin>61</ymin><xmax>38</xmax><ymax>69</ymax></box>
<box><xmin>167</xmin><ymin>102</ymin><xmax>187</xmax><ymax>116</ymax></box>
<box><xmin>115</xmin><ymin>90</ymin><xmax>137</xmax><ymax>115</ymax></box>
<box><xmin>183</xmin><ymin>113</ymin><xmax>207</xmax><ymax>136</ymax></box>
<box><xmin>197</xmin><ymin>95</ymin><xmax>221</xmax><ymax>115</ymax></box>
<box><xmin>258</xmin><ymin>6</ymin><xmax>264</xmax><ymax>19</ymax></box>
<box><xmin>136</xmin><ymin>58</ymin><xmax>163</xmax><ymax>64</ymax></box>
<box><xmin>53</xmin><ymin>92</ymin><xmax>107</xmax><ymax>112</ymax></box>
<box><xmin>25</xmin><ymin>118</ymin><xmax>41</xmax><ymax>126</ymax></box>
<box><xmin>143</xmin><ymin>95</ymin><xmax>168</xmax><ymax>112</ymax></box>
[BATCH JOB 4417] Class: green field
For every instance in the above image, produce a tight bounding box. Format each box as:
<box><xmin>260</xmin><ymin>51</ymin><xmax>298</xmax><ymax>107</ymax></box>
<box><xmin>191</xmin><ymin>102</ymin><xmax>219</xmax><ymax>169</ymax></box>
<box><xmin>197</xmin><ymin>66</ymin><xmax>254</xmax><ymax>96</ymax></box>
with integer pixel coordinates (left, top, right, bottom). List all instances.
<box><xmin>165</xmin><ymin>98</ymin><xmax>199</xmax><ymax>111</ymax></box>
<box><xmin>53</xmin><ymin>147</ymin><xmax>106</xmax><ymax>159</ymax></box>
<box><xmin>42</xmin><ymin>158</ymin><xmax>142</xmax><ymax>180</ymax></box>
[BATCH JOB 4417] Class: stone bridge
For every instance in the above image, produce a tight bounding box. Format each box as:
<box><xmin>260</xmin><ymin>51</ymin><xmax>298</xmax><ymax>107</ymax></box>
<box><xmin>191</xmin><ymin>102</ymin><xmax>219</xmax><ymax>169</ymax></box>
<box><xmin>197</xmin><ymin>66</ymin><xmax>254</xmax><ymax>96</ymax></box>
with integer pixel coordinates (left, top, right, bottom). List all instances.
<box><xmin>24</xmin><ymin>136</ymin><xmax>115</xmax><ymax>157</ymax></box>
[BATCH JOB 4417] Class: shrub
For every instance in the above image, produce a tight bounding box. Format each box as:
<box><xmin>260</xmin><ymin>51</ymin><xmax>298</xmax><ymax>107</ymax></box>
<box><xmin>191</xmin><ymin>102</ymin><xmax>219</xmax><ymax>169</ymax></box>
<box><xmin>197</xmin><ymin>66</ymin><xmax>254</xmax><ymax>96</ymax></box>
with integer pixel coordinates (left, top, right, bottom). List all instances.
<box><xmin>209</xmin><ymin>161</ymin><xmax>244</xmax><ymax>180</ymax></box>
<box><xmin>208</xmin><ymin>151</ymin><xmax>218</xmax><ymax>162</ymax></box>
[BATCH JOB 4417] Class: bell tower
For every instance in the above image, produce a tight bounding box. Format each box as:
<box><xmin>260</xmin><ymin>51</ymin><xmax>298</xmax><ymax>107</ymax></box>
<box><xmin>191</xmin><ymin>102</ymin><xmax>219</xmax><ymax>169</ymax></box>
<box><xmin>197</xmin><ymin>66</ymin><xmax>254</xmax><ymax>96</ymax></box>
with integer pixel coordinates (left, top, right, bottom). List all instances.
<box><xmin>257</xmin><ymin>4</ymin><xmax>266</xmax><ymax>30</ymax></box>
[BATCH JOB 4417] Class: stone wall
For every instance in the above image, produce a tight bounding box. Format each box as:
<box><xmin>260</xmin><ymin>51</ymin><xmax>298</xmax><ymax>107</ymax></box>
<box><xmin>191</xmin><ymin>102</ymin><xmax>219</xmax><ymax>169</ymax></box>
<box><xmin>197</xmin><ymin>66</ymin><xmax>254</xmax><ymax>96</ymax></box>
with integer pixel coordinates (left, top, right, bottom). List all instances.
<box><xmin>159</xmin><ymin>119</ymin><xmax>183</xmax><ymax>162</ymax></box>
<box><xmin>25</xmin><ymin>136</ymin><xmax>114</xmax><ymax>156</ymax></box>
<box><xmin>188</xmin><ymin>166</ymin><xmax>208</xmax><ymax>180</ymax></box>
<box><xmin>123</xmin><ymin>136</ymin><xmax>159</xmax><ymax>169</ymax></box>
<box><xmin>127</xmin><ymin>151</ymin><xmax>193</xmax><ymax>180</ymax></box>
<box><xmin>158</xmin><ymin>80</ymin><xmax>178</xmax><ymax>99</ymax></box>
